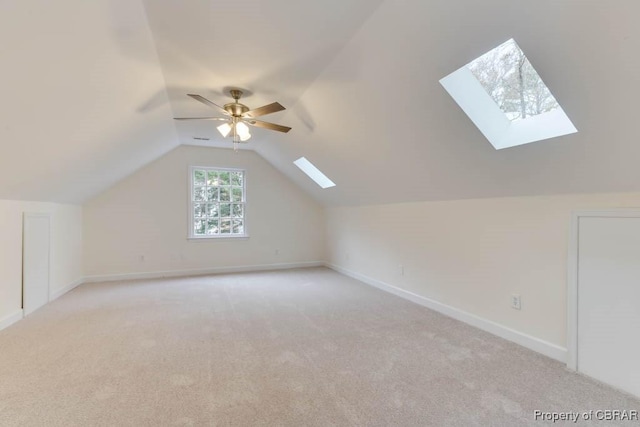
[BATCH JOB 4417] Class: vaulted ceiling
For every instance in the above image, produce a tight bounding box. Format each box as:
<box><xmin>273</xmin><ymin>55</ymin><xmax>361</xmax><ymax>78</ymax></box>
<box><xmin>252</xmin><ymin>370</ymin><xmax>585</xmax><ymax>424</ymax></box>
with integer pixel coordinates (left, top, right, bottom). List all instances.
<box><xmin>2</xmin><ymin>0</ymin><xmax>639</xmax><ymax>206</ymax></box>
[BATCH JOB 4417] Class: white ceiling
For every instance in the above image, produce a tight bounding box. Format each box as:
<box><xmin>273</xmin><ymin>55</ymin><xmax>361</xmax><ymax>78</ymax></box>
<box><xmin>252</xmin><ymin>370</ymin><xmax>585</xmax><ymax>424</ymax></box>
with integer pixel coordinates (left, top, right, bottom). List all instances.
<box><xmin>0</xmin><ymin>0</ymin><xmax>177</xmax><ymax>203</ymax></box>
<box><xmin>2</xmin><ymin>0</ymin><xmax>640</xmax><ymax>206</ymax></box>
<box><xmin>143</xmin><ymin>0</ymin><xmax>385</xmax><ymax>149</ymax></box>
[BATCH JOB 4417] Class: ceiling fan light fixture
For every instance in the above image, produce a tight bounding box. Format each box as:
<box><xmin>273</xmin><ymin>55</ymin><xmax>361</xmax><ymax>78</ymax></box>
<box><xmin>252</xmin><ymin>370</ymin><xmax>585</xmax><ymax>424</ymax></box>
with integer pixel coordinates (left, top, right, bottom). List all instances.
<box><xmin>217</xmin><ymin>122</ymin><xmax>232</xmax><ymax>138</ymax></box>
<box><xmin>236</xmin><ymin>122</ymin><xmax>251</xmax><ymax>139</ymax></box>
<box><xmin>177</xmin><ymin>91</ymin><xmax>289</xmax><ymax>148</ymax></box>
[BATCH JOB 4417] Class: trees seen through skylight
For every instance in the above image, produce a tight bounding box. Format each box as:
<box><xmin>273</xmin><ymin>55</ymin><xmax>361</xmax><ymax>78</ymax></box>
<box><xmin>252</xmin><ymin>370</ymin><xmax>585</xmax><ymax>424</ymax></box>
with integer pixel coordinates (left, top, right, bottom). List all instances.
<box><xmin>467</xmin><ymin>39</ymin><xmax>559</xmax><ymax>121</ymax></box>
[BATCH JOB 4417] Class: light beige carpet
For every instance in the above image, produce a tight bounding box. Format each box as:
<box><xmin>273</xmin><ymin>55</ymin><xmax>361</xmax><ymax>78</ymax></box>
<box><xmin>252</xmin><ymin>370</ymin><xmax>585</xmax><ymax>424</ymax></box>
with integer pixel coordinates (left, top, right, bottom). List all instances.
<box><xmin>0</xmin><ymin>267</ymin><xmax>638</xmax><ymax>426</ymax></box>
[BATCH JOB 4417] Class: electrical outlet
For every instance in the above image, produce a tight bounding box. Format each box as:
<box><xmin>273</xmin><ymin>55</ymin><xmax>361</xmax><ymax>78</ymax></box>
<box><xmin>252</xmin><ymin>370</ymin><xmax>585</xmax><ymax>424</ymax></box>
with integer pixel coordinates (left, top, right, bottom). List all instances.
<box><xmin>511</xmin><ymin>294</ymin><xmax>521</xmax><ymax>310</ymax></box>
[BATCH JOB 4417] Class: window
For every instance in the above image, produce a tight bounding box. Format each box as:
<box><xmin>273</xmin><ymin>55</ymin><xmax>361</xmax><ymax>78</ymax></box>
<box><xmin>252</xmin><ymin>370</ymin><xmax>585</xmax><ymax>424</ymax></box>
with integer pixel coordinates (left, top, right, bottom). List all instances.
<box><xmin>189</xmin><ymin>167</ymin><xmax>246</xmax><ymax>238</ymax></box>
<box><xmin>467</xmin><ymin>39</ymin><xmax>560</xmax><ymax>122</ymax></box>
<box><xmin>293</xmin><ymin>157</ymin><xmax>336</xmax><ymax>189</ymax></box>
<box><xmin>440</xmin><ymin>38</ymin><xmax>577</xmax><ymax>149</ymax></box>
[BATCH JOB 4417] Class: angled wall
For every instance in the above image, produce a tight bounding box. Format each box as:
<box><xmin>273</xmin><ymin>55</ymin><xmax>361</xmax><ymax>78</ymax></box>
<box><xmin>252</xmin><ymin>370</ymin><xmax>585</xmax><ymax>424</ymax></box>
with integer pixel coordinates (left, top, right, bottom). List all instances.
<box><xmin>0</xmin><ymin>0</ymin><xmax>177</xmax><ymax>203</ymax></box>
<box><xmin>83</xmin><ymin>146</ymin><xmax>325</xmax><ymax>279</ymax></box>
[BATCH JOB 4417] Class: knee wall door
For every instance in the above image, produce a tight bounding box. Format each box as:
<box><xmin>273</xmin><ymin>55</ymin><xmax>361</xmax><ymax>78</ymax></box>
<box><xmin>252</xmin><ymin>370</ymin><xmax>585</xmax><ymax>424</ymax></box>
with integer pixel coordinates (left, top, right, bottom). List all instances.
<box><xmin>23</xmin><ymin>213</ymin><xmax>51</xmax><ymax>316</ymax></box>
<box><xmin>577</xmin><ymin>216</ymin><xmax>640</xmax><ymax>397</ymax></box>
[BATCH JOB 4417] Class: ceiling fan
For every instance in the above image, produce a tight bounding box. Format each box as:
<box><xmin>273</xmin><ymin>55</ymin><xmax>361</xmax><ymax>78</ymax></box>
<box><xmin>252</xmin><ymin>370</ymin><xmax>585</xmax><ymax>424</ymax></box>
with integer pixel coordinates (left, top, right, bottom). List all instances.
<box><xmin>174</xmin><ymin>89</ymin><xmax>291</xmax><ymax>149</ymax></box>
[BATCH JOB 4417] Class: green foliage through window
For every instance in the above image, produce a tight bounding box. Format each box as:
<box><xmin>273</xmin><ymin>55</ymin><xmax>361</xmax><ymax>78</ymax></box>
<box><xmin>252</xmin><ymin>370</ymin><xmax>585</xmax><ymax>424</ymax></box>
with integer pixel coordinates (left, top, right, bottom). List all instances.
<box><xmin>191</xmin><ymin>168</ymin><xmax>245</xmax><ymax>237</ymax></box>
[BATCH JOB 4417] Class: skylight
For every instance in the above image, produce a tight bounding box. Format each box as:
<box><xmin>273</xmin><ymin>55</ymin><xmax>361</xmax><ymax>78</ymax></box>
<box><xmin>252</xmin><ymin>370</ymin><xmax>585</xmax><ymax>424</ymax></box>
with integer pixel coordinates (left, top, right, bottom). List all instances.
<box><xmin>440</xmin><ymin>38</ymin><xmax>577</xmax><ymax>149</ymax></box>
<box><xmin>467</xmin><ymin>39</ymin><xmax>559</xmax><ymax>122</ymax></box>
<box><xmin>294</xmin><ymin>157</ymin><xmax>336</xmax><ymax>189</ymax></box>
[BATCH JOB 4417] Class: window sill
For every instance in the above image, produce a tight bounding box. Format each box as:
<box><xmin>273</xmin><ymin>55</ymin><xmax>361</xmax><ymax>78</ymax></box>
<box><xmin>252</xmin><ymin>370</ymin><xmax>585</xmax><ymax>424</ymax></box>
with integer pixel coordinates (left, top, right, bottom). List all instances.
<box><xmin>188</xmin><ymin>235</ymin><xmax>249</xmax><ymax>241</ymax></box>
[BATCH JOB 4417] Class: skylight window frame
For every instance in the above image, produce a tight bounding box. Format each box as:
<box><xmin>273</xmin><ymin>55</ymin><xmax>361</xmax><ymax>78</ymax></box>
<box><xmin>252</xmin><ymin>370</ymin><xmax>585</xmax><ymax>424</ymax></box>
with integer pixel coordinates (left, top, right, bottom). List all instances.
<box><xmin>293</xmin><ymin>157</ymin><xmax>336</xmax><ymax>189</ymax></box>
<box><xmin>440</xmin><ymin>38</ymin><xmax>577</xmax><ymax>150</ymax></box>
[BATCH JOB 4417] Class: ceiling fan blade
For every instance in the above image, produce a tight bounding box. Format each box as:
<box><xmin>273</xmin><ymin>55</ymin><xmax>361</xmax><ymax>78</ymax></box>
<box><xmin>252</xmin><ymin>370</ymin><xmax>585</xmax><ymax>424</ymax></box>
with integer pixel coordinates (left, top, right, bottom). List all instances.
<box><xmin>244</xmin><ymin>119</ymin><xmax>291</xmax><ymax>133</ymax></box>
<box><xmin>174</xmin><ymin>117</ymin><xmax>228</xmax><ymax>121</ymax></box>
<box><xmin>187</xmin><ymin>94</ymin><xmax>229</xmax><ymax>115</ymax></box>
<box><xmin>242</xmin><ymin>102</ymin><xmax>285</xmax><ymax>118</ymax></box>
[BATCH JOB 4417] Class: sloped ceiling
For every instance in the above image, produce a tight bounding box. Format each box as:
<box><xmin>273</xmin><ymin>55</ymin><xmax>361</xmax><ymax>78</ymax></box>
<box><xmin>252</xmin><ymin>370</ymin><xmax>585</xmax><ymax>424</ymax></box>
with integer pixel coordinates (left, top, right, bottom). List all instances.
<box><xmin>142</xmin><ymin>0</ymin><xmax>385</xmax><ymax>148</ymax></box>
<box><xmin>2</xmin><ymin>0</ymin><xmax>640</xmax><ymax>206</ymax></box>
<box><xmin>249</xmin><ymin>0</ymin><xmax>640</xmax><ymax>206</ymax></box>
<box><xmin>0</xmin><ymin>0</ymin><xmax>178</xmax><ymax>203</ymax></box>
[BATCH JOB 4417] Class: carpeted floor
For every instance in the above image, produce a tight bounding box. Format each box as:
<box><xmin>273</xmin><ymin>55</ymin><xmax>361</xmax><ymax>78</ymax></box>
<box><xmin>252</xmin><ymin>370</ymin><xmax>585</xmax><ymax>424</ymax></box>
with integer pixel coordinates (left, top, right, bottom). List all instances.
<box><xmin>0</xmin><ymin>267</ymin><xmax>638</xmax><ymax>426</ymax></box>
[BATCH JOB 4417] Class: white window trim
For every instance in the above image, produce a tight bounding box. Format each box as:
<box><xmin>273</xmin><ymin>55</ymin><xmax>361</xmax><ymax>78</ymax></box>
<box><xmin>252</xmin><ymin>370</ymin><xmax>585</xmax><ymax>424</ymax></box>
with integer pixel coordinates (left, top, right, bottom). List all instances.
<box><xmin>188</xmin><ymin>165</ymin><xmax>249</xmax><ymax>240</ymax></box>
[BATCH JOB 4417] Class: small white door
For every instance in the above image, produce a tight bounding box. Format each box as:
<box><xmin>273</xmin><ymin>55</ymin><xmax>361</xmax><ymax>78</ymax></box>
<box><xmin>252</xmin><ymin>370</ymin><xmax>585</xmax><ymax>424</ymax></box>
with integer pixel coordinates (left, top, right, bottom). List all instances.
<box><xmin>23</xmin><ymin>213</ymin><xmax>51</xmax><ymax>316</ymax></box>
<box><xmin>577</xmin><ymin>216</ymin><xmax>640</xmax><ymax>397</ymax></box>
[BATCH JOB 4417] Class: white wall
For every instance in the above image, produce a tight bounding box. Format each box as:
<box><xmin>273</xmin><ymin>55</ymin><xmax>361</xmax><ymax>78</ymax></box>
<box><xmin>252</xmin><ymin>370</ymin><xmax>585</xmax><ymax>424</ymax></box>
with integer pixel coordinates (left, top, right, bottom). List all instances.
<box><xmin>325</xmin><ymin>193</ymin><xmax>640</xmax><ymax>353</ymax></box>
<box><xmin>0</xmin><ymin>200</ymin><xmax>83</xmax><ymax>327</ymax></box>
<box><xmin>83</xmin><ymin>145</ymin><xmax>325</xmax><ymax>278</ymax></box>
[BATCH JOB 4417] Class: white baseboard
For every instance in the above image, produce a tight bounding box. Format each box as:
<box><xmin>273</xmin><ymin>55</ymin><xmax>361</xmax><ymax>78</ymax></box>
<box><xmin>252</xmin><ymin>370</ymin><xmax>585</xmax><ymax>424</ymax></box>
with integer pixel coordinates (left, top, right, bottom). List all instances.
<box><xmin>0</xmin><ymin>309</ymin><xmax>24</xmax><ymax>332</ymax></box>
<box><xmin>326</xmin><ymin>263</ymin><xmax>568</xmax><ymax>363</ymax></box>
<box><xmin>83</xmin><ymin>261</ymin><xmax>325</xmax><ymax>283</ymax></box>
<box><xmin>50</xmin><ymin>278</ymin><xmax>84</xmax><ymax>301</ymax></box>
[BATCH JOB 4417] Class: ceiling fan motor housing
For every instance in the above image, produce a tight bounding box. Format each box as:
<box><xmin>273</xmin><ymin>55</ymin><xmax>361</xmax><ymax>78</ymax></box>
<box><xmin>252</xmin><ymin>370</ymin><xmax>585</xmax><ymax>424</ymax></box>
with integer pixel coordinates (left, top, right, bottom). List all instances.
<box><xmin>224</xmin><ymin>102</ymin><xmax>249</xmax><ymax>117</ymax></box>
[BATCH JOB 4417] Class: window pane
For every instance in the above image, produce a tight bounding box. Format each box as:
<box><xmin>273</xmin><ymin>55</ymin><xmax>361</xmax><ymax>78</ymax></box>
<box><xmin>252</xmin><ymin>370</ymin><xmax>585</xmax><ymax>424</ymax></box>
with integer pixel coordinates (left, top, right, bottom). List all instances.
<box><xmin>191</xmin><ymin>168</ymin><xmax>245</xmax><ymax>238</ymax></box>
<box><xmin>194</xmin><ymin>170</ymin><xmax>206</xmax><ymax>186</ymax></box>
<box><xmin>207</xmin><ymin>187</ymin><xmax>219</xmax><ymax>202</ymax></box>
<box><xmin>220</xmin><ymin>219</ymin><xmax>232</xmax><ymax>234</ymax></box>
<box><xmin>231</xmin><ymin>188</ymin><xmax>243</xmax><ymax>202</ymax></box>
<box><xmin>207</xmin><ymin>171</ymin><xmax>219</xmax><ymax>186</ymax></box>
<box><xmin>220</xmin><ymin>187</ymin><xmax>231</xmax><ymax>202</ymax></box>
<box><xmin>230</xmin><ymin>172</ymin><xmax>243</xmax><ymax>186</ymax></box>
<box><xmin>232</xmin><ymin>204</ymin><xmax>243</xmax><ymax>218</ymax></box>
<box><xmin>466</xmin><ymin>39</ymin><xmax>559</xmax><ymax>122</ymax></box>
<box><xmin>220</xmin><ymin>203</ymin><xmax>231</xmax><ymax>217</ymax></box>
<box><xmin>218</xmin><ymin>171</ymin><xmax>230</xmax><ymax>185</ymax></box>
<box><xmin>194</xmin><ymin>219</ymin><xmax>205</xmax><ymax>235</ymax></box>
<box><xmin>194</xmin><ymin>203</ymin><xmax>205</xmax><ymax>218</ymax></box>
<box><xmin>206</xmin><ymin>203</ymin><xmax>219</xmax><ymax>218</ymax></box>
<box><xmin>232</xmin><ymin>219</ymin><xmax>244</xmax><ymax>234</ymax></box>
<box><xmin>194</xmin><ymin>186</ymin><xmax>206</xmax><ymax>202</ymax></box>
<box><xmin>206</xmin><ymin>219</ymin><xmax>219</xmax><ymax>235</ymax></box>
